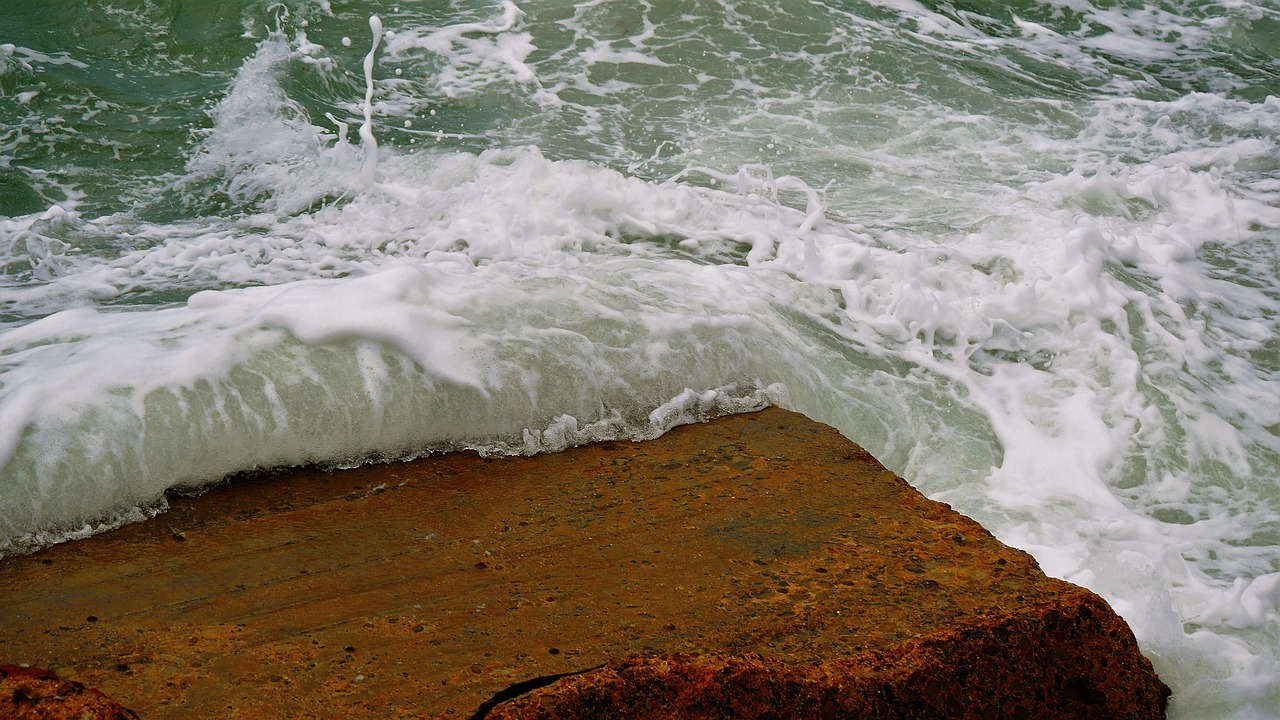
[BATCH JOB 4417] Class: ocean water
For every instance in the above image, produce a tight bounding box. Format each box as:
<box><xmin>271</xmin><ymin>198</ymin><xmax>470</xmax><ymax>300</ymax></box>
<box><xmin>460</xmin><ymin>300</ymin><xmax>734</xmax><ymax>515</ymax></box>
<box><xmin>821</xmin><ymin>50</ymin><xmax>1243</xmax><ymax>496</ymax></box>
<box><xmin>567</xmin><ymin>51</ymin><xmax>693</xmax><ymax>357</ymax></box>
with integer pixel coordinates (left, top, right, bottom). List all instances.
<box><xmin>1</xmin><ymin>0</ymin><xmax>1278</xmax><ymax>715</ymax></box>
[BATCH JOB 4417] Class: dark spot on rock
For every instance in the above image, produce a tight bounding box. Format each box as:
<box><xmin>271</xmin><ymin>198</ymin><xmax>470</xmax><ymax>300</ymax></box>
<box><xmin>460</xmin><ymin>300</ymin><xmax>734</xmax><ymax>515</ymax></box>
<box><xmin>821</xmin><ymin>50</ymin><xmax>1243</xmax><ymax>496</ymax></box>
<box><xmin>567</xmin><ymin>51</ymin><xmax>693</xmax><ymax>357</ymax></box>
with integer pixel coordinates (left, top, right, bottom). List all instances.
<box><xmin>13</xmin><ymin>688</ymin><xmax>41</xmax><ymax>704</ymax></box>
<box><xmin>548</xmin><ymin>648</ymin><xmax>560</xmax><ymax>655</ymax></box>
<box><xmin>86</xmin><ymin>616</ymin><xmax>98</xmax><ymax>623</ymax></box>
<box><xmin>1064</xmin><ymin>675</ymin><xmax>1106</xmax><ymax>705</ymax></box>
<box><xmin>344</xmin><ymin>646</ymin><xmax>356</xmax><ymax>653</ymax></box>
<box><xmin>41</xmin><ymin>559</ymin><xmax>52</xmax><ymax>565</ymax></box>
<box><xmin>114</xmin><ymin>663</ymin><xmax>130</xmax><ymax>673</ymax></box>
<box><xmin>475</xmin><ymin>561</ymin><xmax>488</xmax><ymax>570</ymax></box>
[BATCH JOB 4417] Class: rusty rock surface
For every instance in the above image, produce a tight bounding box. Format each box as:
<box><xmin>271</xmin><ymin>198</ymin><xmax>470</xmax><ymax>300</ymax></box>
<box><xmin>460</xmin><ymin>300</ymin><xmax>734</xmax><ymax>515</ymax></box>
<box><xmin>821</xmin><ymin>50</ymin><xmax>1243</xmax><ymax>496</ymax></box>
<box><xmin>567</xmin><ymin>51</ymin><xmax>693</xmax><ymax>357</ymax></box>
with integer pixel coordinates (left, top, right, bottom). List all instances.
<box><xmin>0</xmin><ymin>408</ymin><xmax>1168</xmax><ymax>718</ymax></box>
<box><xmin>1</xmin><ymin>664</ymin><xmax>139</xmax><ymax>719</ymax></box>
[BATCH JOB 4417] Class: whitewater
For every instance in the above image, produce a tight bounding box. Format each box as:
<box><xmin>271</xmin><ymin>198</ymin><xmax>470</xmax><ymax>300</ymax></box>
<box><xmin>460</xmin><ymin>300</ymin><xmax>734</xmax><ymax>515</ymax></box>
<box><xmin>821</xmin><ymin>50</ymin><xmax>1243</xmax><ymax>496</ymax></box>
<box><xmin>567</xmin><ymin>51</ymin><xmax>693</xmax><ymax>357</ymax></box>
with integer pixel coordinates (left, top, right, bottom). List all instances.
<box><xmin>1</xmin><ymin>1</ymin><xmax>1278</xmax><ymax>717</ymax></box>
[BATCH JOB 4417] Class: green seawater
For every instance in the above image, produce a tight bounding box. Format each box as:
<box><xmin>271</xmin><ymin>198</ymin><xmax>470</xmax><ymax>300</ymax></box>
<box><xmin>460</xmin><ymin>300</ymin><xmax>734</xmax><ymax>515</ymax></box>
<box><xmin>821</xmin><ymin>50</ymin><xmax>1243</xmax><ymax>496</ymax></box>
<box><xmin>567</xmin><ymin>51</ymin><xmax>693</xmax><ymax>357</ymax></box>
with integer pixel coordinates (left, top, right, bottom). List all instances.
<box><xmin>5</xmin><ymin>0</ymin><xmax>1276</xmax><ymax>223</ymax></box>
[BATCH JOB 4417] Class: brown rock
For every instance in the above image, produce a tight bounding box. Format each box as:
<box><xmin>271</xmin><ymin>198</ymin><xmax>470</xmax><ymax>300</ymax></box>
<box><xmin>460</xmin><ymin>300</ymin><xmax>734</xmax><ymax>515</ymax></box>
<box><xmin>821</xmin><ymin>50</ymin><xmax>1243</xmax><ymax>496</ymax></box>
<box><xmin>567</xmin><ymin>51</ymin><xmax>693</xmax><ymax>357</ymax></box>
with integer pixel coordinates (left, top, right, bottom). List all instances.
<box><xmin>482</xmin><ymin>595</ymin><xmax>1161</xmax><ymax>720</ymax></box>
<box><xmin>0</xmin><ymin>408</ymin><xmax>1168</xmax><ymax>719</ymax></box>
<box><xmin>0</xmin><ymin>664</ymin><xmax>139</xmax><ymax>719</ymax></box>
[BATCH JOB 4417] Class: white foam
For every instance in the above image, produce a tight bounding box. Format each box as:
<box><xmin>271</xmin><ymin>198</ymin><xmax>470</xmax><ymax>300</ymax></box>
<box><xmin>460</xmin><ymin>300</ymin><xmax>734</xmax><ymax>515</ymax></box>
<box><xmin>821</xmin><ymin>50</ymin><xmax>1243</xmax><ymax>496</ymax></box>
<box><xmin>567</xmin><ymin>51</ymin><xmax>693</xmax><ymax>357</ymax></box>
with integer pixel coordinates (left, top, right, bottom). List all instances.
<box><xmin>382</xmin><ymin>1</ymin><xmax>551</xmax><ymax>103</ymax></box>
<box><xmin>0</xmin><ymin>44</ymin><xmax>88</xmax><ymax>73</ymax></box>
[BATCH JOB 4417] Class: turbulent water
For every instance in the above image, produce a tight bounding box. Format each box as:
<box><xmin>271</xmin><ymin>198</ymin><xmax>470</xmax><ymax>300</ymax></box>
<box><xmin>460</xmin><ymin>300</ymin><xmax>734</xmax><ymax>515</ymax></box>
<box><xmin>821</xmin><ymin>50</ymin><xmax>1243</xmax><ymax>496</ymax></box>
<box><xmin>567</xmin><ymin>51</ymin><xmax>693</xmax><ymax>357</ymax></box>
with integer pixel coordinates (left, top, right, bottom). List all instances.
<box><xmin>2</xmin><ymin>0</ymin><xmax>1278</xmax><ymax>715</ymax></box>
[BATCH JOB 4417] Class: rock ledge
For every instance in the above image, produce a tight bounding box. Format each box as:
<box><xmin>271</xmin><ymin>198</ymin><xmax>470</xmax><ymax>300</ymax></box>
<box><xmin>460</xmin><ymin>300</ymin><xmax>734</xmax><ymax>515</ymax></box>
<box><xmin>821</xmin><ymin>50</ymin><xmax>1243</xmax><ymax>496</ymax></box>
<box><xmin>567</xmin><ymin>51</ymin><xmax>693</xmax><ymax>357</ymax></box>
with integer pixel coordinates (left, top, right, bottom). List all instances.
<box><xmin>0</xmin><ymin>408</ymin><xmax>1168</xmax><ymax>718</ymax></box>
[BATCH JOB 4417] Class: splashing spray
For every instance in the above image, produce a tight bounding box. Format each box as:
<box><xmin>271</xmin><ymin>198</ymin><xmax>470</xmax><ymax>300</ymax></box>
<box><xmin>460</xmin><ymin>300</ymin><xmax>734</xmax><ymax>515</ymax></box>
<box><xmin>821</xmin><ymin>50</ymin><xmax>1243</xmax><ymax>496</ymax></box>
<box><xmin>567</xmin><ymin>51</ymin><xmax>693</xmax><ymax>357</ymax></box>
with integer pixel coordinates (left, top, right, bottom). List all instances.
<box><xmin>352</xmin><ymin>15</ymin><xmax>417</xmax><ymax>202</ymax></box>
<box><xmin>359</xmin><ymin>15</ymin><xmax>383</xmax><ymax>187</ymax></box>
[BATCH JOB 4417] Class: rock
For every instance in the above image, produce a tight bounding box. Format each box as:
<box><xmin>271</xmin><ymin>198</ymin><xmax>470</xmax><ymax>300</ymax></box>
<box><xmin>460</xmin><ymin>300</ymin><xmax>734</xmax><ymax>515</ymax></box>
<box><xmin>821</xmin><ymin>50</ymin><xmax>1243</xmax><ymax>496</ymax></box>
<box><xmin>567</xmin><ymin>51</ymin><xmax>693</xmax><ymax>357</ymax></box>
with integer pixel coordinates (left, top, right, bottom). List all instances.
<box><xmin>0</xmin><ymin>664</ymin><xmax>139</xmax><ymax>719</ymax></box>
<box><xmin>481</xmin><ymin>595</ymin><xmax>1163</xmax><ymax>719</ymax></box>
<box><xmin>0</xmin><ymin>408</ymin><xmax>1168</xmax><ymax>718</ymax></box>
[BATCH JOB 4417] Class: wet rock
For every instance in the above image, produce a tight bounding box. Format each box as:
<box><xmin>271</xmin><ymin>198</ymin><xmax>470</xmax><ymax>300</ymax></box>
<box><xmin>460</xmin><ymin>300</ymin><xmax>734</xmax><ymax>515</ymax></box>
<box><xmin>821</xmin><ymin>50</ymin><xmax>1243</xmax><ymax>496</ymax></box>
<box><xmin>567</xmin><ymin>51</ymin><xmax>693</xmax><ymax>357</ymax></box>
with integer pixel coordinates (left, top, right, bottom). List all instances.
<box><xmin>0</xmin><ymin>408</ymin><xmax>1168</xmax><ymax>718</ymax></box>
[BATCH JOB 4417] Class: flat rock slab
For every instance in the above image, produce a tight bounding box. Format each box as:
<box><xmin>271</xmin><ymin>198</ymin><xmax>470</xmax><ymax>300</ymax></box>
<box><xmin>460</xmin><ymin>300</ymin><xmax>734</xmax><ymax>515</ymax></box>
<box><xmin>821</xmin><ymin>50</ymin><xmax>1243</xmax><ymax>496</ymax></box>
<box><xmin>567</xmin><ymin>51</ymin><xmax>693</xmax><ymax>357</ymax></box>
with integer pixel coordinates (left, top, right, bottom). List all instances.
<box><xmin>0</xmin><ymin>408</ymin><xmax>1168</xmax><ymax>719</ymax></box>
